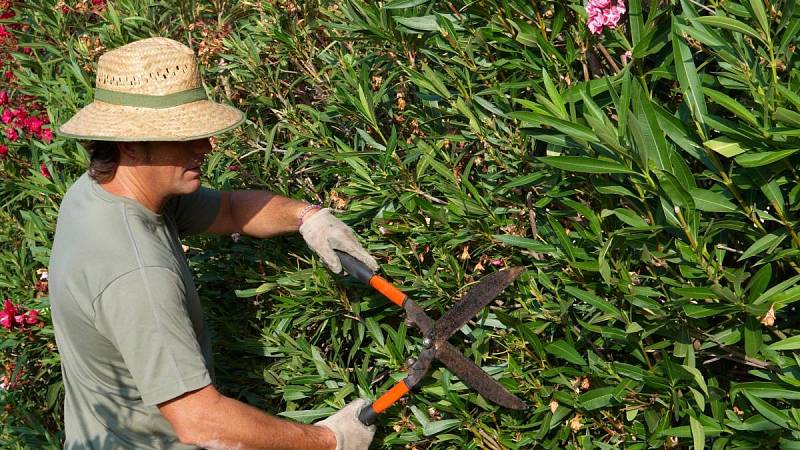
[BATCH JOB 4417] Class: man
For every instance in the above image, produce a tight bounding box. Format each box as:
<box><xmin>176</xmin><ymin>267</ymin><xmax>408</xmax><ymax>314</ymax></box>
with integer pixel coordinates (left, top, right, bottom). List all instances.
<box><xmin>51</xmin><ymin>37</ymin><xmax>376</xmax><ymax>449</ymax></box>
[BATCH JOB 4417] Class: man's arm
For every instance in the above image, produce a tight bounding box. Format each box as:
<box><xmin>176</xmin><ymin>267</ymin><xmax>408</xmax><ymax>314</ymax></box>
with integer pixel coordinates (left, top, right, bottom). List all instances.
<box><xmin>159</xmin><ymin>384</ymin><xmax>336</xmax><ymax>450</ymax></box>
<box><xmin>205</xmin><ymin>191</ymin><xmax>314</xmax><ymax>237</ymax></box>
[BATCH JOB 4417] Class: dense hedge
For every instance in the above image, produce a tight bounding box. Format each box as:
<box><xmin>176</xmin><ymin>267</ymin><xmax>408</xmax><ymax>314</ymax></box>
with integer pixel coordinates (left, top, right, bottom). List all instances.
<box><xmin>2</xmin><ymin>0</ymin><xmax>800</xmax><ymax>448</ymax></box>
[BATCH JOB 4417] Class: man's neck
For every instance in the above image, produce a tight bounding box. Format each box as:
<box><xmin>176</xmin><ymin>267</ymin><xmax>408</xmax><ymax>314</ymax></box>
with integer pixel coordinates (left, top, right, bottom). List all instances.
<box><xmin>100</xmin><ymin>168</ymin><xmax>166</xmax><ymax>213</ymax></box>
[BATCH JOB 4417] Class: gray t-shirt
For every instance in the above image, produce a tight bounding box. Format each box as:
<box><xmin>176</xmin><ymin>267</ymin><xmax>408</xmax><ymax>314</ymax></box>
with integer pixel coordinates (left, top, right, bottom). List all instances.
<box><xmin>49</xmin><ymin>172</ymin><xmax>221</xmax><ymax>449</ymax></box>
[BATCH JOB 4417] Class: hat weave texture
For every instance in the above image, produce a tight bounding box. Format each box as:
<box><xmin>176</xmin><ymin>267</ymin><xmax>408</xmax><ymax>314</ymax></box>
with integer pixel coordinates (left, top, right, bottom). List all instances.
<box><xmin>58</xmin><ymin>37</ymin><xmax>244</xmax><ymax>141</ymax></box>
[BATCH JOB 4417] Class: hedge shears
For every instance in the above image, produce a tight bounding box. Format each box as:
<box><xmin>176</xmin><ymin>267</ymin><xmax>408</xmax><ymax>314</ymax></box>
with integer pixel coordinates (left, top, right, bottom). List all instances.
<box><xmin>334</xmin><ymin>251</ymin><xmax>528</xmax><ymax>426</ymax></box>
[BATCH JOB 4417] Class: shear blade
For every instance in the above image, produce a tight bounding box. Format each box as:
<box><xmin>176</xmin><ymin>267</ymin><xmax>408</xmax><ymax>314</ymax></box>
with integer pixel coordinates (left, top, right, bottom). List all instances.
<box><xmin>437</xmin><ymin>343</ymin><xmax>527</xmax><ymax>410</ymax></box>
<box><xmin>430</xmin><ymin>267</ymin><xmax>524</xmax><ymax>343</ymax></box>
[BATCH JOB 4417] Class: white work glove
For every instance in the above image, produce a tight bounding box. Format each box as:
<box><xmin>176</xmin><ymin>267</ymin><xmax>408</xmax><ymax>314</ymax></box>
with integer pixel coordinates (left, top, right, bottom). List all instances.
<box><xmin>299</xmin><ymin>208</ymin><xmax>379</xmax><ymax>274</ymax></box>
<box><xmin>314</xmin><ymin>399</ymin><xmax>376</xmax><ymax>450</ymax></box>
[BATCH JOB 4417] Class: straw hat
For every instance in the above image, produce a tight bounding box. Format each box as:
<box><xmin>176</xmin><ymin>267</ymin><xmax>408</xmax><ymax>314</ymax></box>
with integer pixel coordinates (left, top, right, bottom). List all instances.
<box><xmin>58</xmin><ymin>37</ymin><xmax>244</xmax><ymax>141</ymax></box>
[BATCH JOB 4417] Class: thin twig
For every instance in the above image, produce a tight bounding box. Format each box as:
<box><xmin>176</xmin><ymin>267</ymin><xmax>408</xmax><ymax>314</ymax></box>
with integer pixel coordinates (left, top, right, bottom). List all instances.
<box><xmin>596</xmin><ymin>43</ymin><xmax>621</xmax><ymax>73</ymax></box>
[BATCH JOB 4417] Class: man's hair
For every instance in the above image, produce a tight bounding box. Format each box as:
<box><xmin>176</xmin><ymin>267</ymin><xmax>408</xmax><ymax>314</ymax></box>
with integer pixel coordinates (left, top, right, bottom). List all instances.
<box><xmin>84</xmin><ymin>141</ymin><xmax>154</xmax><ymax>182</ymax></box>
<box><xmin>85</xmin><ymin>140</ymin><xmax>120</xmax><ymax>182</ymax></box>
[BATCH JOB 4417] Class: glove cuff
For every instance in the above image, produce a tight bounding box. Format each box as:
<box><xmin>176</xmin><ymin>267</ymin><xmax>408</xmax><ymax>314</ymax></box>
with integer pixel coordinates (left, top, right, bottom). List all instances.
<box><xmin>314</xmin><ymin>423</ymin><xmax>342</xmax><ymax>450</ymax></box>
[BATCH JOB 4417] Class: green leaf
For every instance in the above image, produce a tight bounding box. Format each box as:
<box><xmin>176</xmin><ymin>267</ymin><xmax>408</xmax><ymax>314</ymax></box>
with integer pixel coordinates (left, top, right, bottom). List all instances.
<box><xmin>739</xmin><ymin>233</ymin><xmax>786</xmax><ymax>261</ymax></box>
<box><xmin>690</xmin><ymin>415</ymin><xmax>706</xmax><ymax>450</ymax></box>
<box><xmin>747</xmin><ymin>0</ymin><xmax>770</xmax><ymax>38</ymax></box>
<box><xmin>384</xmin><ymin>0</ymin><xmax>429</xmax><ymax>9</ymax></box>
<box><xmin>688</xmin><ymin>188</ymin><xmax>738</xmax><ymax>212</ymax></box>
<box><xmin>545</xmin><ymin>340</ymin><xmax>586</xmax><ymax>366</ymax></box>
<box><xmin>422</xmin><ymin>419</ymin><xmax>462</xmax><ymax>436</ymax></box>
<box><xmin>579</xmin><ymin>386</ymin><xmax>616</xmax><ymax>410</ymax></box>
<box><xmin>511</xmin><ymin>111</ymin><xmax>600</xmax><ymax>143</ymax></box>
<box><xmin>566</xmin><ymin>286</ymin><xmax>624</xmax><ymax>321</ymax></box>
<box><xmin>539</xmin><ymin>156</ymin><xmax>636</xmax><ymax>174</ymax></box>
<box><xmin>735</xmin><ymin>149</ymin><xmax>798</xmax><ymax>167</ymax></box>
<box><xmin>767</xmin><ymin>335</ymin><xmax>800</xmax><ymax>351</ymax></box>
<box><xmin>732</xmin><ymin>382</ymin><xmax>800</xmax><ymax>400</ymax></box>
<box><xmin>682</xmin><ymin>365</ymin><xmax>709</xmax><ymax>396</ymax></box>
<box><xmin>672</xmin><ymin>18</ymin><xmax>708</xmax><ymax>125</ymax></box>
<box><xmin>659</xmin><ymin>171</ymin><xmax>694</xmax><ymax>208</ymax></box>
<box><xmin>703</xmin><ymin>87</ymin><xmax>759</xmax><ymax>127</ymax></box>
<box><xmin>395</xmin><ymin>15</ymin><xmax>458</xmax><ymax>32</ymax></box>
<box><xmin>743</xmin><ymin>392</ymin><xmax>791</xmax><ymax>429</ymax></box>
<box><xmin>691</xmin><ymin>16</ymin><xmax>764</xmax><ymax>43</ymax></box>
<box><xmin>704</xmin><ymin>137</ymin><xmax>747</xmax><ymax>158</ymax></box>
<box><xmin>278</xmin><ymin>408</ymin><xmax>336</xmax><ymax>423</ymax></box>
<box><xmin>761</xmin><ymin>179</ymin><xmax>785</xmax><ymax>216</ymax></box>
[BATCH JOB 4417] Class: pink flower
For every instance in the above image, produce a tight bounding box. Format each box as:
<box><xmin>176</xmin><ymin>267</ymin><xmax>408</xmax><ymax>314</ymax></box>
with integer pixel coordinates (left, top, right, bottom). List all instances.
<box><xmin>1</xmin><ymin>108</ymin><xmax>11</xmax><ymax>124</ymax></box>
<box><xmin>92</xmin><ymin>0</ymin><xmax>106</xmax><ymax>4</ymax></box>
<box><xmin>40</xmin><ymin>163</ymin><xmax>51</xmax><ymax>178</ymax></box>
<box><xmin>11</xmin><ymin>107</ymin><xmax>27</xmax><ymax>120</ymax></box>
<box><xmin>39</xmin><ymin>128</ymin><xmax>53</xmax><ymax>143</ymax></box>
<box><xmin>5</xmin><ymin>127</ymin><xmax>18</xmax><ymax>142</ymax></box>
<box><xmin>0</xmin><ymin>90</ymin><xmax>7</xmax><ymax>105</ymax></box>
<box><xmin>0</xmin><ymin>144</ymin><xmax>7</xmax><ymax>158</ymax></box>
<box><xmin>586</xmin><ymin>0</ymin><xmax>626</xmax><ymax>34</ymax></box>
<box><xmin>22</xmin><ymin>47</ymin><xmax>31</xmax><ymax>54</ymax></box>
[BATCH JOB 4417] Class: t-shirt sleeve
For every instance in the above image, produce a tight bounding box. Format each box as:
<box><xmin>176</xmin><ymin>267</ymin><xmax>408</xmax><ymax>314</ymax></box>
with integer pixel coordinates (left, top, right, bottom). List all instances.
<box><xmin>163</xmin><ymin>186</ymin><xmax>221</xmax><ymax>236</ymax></box>
<box><xmin>93</xmin><ymin>267</ymin><xmax>212</xmax><ymax>406</ymax></box>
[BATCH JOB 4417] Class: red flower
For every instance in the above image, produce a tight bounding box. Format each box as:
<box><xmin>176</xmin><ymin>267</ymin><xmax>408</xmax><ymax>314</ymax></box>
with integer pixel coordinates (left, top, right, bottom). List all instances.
<box><xmin>5</xmin><ymin>127</ymin><xmax>18</xmax><ymax>142</ymax></box>
<box><xmin>25</xmin><ymin>116</ymin><xmax>43</xmax><ymax>134</ymax></box>
<box><xmin>3</xmin><ymin>71</ymin><xmax>12</xmax><ymax>81</ymax></box>
<box><xmin>11</xmin><ymin>107</ymin><xmax>26</xmax><ymax>120</ymax></box>
<box><xmin>0</xmin><ymin>299</ymin><xmax>43</xmax><ymax>330</ymax></box>
<box><xmin>0</xmin><ymin>90</ymin><xmax>7</xmax><ymax>105</ymax></box>
<box><xmin>1</xmin><ymin>108</ymin><xmax>11</xmax><ymax>124</ymax></box>
<box><xmin>40</xmin><ymin>163</ymin><xmax>50</xmax><ymax>178</ymax></box>
<box><xmin>22</xmin><ymin>47</ymin><xmax>31</xmax><ymax>54</ymax></box>
<box><xmin>61</xmin><ymin>5</ymin><xmax>69</xmax><ymax>14</ymax></box>
<box><xmin>0</xmin><ymin>144</ymin><xmax>7</xmax><ymax>158</ymax></box>
<box><xmin>0</xmin><ymin>299</ymin><xmax>18</xmax><ymax>330</ymax></box>
<box><xmin>91</xmin><ymin>0</ymin><xmax>106</xmax><ymax>4</ymax></box>
<box><xmin>39</xmin><ymin>128</ymin><xmax>53</xmax><ymax>143</ymax></box>
<box><xmin>0</xmin><ymin>10</ymin><xmax>14</xmax><ymax>20</ymax></box>
<box><xmin>23</xmin><ymin>310</ymin><xmax>40</xmax><ymax>325</ymax></box>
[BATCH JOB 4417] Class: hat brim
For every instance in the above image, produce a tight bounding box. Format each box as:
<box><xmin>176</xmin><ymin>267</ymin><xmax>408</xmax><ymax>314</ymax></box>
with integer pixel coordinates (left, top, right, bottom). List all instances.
<box><xmin>57</xmin><ymin>100</ymin><xmax>244</xmax><ymax>142</ymax></box>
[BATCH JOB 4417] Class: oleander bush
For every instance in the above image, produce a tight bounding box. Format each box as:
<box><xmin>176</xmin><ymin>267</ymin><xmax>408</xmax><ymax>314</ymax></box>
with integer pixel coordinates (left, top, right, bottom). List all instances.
<box><xmin>2</xmin><ymin>0</ymin><xmax>800</xmax><ymax>448</ymax></box>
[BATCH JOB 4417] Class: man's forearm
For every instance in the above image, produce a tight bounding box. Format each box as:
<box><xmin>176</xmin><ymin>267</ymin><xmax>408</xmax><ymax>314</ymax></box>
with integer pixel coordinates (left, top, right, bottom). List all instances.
<box><xmin>180</xmin><ymin>393</ymin><xmax>335</xmax><ymax>450</ymax></box>
<box><xmin>212</xmin><ymin>190</ymin><xmax>318</xmax><ymax>238</ymax></box>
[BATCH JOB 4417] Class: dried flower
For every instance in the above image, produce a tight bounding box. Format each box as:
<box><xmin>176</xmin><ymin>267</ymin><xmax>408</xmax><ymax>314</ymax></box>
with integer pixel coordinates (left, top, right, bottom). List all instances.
<box><xmin>761</xmin><ymin>304</ymin><xmax>776</xmax><ymax>326</ymax></box>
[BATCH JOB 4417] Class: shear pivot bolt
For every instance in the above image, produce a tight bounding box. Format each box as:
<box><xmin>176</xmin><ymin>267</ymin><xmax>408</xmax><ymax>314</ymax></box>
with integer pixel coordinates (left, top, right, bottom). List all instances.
<box><xmin>406</xmin><ymin>357</ymin><xmax>416</xmax><ymax>366</ymax></box>
<box><xmin>422</xmin><ymin>337</ymin><xmax>432</xmax><ymax>348</ymax></box>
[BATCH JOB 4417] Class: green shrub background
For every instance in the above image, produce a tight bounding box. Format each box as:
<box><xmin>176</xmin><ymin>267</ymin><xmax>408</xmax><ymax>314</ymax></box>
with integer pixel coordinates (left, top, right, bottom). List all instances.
<box><xmin>2</xmin><ymin>0</ymin><xmax>800</xmax><ymax>448</ymax></box>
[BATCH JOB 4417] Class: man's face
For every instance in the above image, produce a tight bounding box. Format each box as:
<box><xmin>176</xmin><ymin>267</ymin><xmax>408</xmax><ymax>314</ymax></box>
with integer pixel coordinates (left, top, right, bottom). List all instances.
<box><xmin>137</xmin><ymin>139</ymin><xmax>213</xmax><ymax>196</ymax></box>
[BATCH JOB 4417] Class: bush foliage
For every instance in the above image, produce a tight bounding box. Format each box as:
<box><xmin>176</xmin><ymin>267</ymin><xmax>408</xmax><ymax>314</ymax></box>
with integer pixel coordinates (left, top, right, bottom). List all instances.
<box><xmin>2</xmin><ymin>0</ymin><xmax>800</xmax><ymax>448</ymax></box>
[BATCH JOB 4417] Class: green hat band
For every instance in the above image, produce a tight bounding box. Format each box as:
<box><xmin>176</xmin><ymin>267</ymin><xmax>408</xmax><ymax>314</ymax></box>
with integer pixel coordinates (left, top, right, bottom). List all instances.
<box><xmin>94</xmin><ymin>87</ymin><xmax>208</xmax><ymax>109</ymax></box>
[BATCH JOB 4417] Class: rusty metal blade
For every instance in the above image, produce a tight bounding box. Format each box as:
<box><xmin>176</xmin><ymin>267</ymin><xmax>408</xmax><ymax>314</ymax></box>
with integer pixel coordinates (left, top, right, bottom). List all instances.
<box><xmin>437</xmin><ymin>343</ymin><xmax>527</xmax><ymax>410</ymax></box>
<box><xmin>430</xmin><ymin>267</ymin><xmax>524</xmax><ymax>343</ymax></box>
